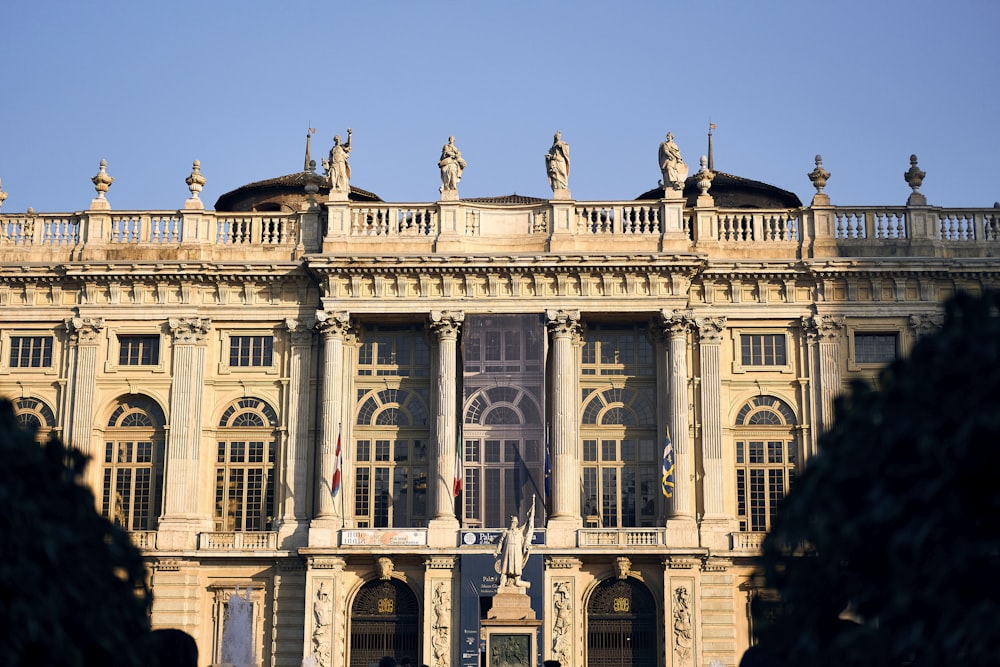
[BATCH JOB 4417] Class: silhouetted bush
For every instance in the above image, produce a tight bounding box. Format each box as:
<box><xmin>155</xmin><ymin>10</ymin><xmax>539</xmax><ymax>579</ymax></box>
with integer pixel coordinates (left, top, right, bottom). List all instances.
<box><xmin>0</xmin><ymin>399</ymin><xmax>151</xmax><ymax>667</ymax></box>
<box><xmin>752</xmin><ymin>291</ymin><xmax>1000</xmax><ymax>666</ymax></box>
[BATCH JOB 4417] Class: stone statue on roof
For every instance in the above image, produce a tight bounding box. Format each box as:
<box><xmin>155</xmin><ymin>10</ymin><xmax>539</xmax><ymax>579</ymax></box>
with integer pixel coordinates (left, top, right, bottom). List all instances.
<box><xmin>545</xmin><ymin>131</ymin><xmax>570</xmax><ymax>197</ymax></box>
<box><xmin>659</xmin><ymin>132</ymin><xmax>689</xmax><ymax>192</ymax></box>
<box><xmin>438</xmin><ymin>135</ymin><xmax>466</xmax><ymax>199</ymax></box>
<box><xmin>323</xmin><ymin>129</ymin><xmax>352</xmax><ymax>196</ymax></box>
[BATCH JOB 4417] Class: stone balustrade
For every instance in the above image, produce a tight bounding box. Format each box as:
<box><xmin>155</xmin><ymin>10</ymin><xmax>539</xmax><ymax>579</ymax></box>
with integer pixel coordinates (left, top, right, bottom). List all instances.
<box><xmin>198</xmin><ymin>531</ymin><xmax>278</xmax><ymax>551</ymax></box>
<box><xmin>2</xmin><ymin>200</ymin><xmax>999</xmax><ymax>262</ymax></box>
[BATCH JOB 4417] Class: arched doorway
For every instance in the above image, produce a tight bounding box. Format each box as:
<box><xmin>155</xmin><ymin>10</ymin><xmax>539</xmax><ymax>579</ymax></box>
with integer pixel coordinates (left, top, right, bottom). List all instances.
<box><xmin>587</xmin><ymin>578</ymin><xmax>658</xmax><ymax>667</ymax></box>
<box><xmin>350</xmin><ymin>579</ymin><xmax>420</xmax><ymax>667</ymax></box>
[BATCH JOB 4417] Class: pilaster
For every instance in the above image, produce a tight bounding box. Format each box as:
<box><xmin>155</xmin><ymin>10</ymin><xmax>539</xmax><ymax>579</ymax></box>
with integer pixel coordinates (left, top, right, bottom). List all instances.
<box><xmin>304</xmin><ymin>556</ymin><xmax>347</xmax><ymax>667</ymax></box>
<box><xmin>159</xmin><ymin>316</ymin><xmax>212</xmax><ymax>550</ymax></box>
<box><xmin>803</xmin><ymin>314</ymin><xmax>845</xmax><ymax>435</ymax></box>
<box><xmin>544</xmin><ymin>556</ymin><xmax>582</xmax><ymax>667</ymax></box>
<box><xmin>425</xmin><ymin>556</ymin><xmax>459</xmax><ymax>667</ymax></box>
<box><xmin>695</xmin><ymin>317</ymin><xmax>736</xmax><ymax>549</ymax></box>
<box><xmin>65</xmin><ymin>316</ymin><xmax>104</xmax><ymax>457</ymax></box>
<box><xmin>279</xmin><ymin>317</ymin><xmax>315</xmax><ymax>547</ymax></box>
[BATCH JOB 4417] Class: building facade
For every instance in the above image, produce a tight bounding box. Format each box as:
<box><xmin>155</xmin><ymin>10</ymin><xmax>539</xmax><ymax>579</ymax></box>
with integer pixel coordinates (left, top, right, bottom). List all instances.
<box><xmin>1</xmin><ymin>145</ymin><xmax>998</xmax><ymax>667</ymax></box>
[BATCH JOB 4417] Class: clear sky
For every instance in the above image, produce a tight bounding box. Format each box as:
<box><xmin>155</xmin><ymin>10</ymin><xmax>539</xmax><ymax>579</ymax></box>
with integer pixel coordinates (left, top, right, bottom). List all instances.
<box><xmin>1</xmin><ymin>0</ymin><xmax>998</xmax><ymax>213</ymax></box>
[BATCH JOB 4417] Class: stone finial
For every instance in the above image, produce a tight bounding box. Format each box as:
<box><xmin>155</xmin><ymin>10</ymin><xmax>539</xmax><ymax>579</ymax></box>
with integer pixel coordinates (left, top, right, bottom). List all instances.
<box><xmin>90</xmin><ymin>159</ymin><xmax>114</xmax><ymax>210</ymax></box>
<box><xmin>186</xmin><ymin>160</ymin><xmax>206</xmax><ymax>198</ymax></box>
<box><xmin>904</xmin><ymin>154</ymin><xmax>927</xmax><ymax>205</ymax></box>
<box><xmin>91</xmin><ymin>159</ymin><xmax>114</xmax><ymax>196</ymax></box>
<box><xmin>0</xmin><ymin>177</ymin><xmax>7</xmax><ymax>210</ymax></box>
<box><xmin>808</xmin><ymin>155</ymin><xmax>831</xmax><ymax>193</ymax></box>
<box><xmin>694</xmin><ymin>155</ymin><xmax>714</xmax><ymax>207</ymax></box>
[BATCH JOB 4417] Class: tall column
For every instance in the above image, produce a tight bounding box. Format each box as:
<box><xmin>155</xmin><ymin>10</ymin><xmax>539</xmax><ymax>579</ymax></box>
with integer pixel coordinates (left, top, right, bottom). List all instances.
<box><xmin>279</xmin><ymin>317</ymin><xmax>315</xmax><ymax>545</ymax></box>
<box><xmin>159</xmin><ymin>317</ymin><xmax>211</xmax><ymax>550</ymax></box>
<box><xmin>660</xmin><ymin>310</ymin><xmax>697</xmax><ymax>547</ymax></box>
<box><xmin>545</xmin><ymin>309</ymin><xmax>583</xmax><ymax>547</ymax></box>
<box><xmin>65</xmin><ymin>317</ymin><xmax>104</xmax><ymax>458</ymax></box>
<box><xmin>427</xmin><ymin>310</ymin><xmax>463</xmax><ymax>545</ymax></box>
<box><xmin>696</xmin><ymin>316</ymin><xmax>736</xmax><ymax>550</ymax></box>
<box><xmin>803</xmin><ymin>314</ymin><xmax>845</xmax><ymax>435</ymax></box>
<box><xmin>312</xmin><ymin>310</ymin><xmax>351</xmax><ymax>540</ymax></box>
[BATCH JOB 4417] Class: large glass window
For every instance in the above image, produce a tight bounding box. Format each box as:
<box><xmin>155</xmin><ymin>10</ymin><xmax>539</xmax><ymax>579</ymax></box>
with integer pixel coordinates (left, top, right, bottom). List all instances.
<box><xmin>214</xmin><ymin>398</ymin><xmax>277</xmax><ymax>531</ymax></box>
<box><xmin>854</xmin><ymin>332</ymin><xmax>898</xmax><ymax>364</ymax></box>
<box><xmin>101</xmin><ymin>397</ymin><xmax>165</xmax><ymax>531</ymax></box>
<box><xmin>579</xmin><ymin>326</ymin><xmax>658</xmax><ymax>528</ymax></box>
<box><xmin>354</xmin><ymin>326</ymin><xmax>431</xmax><ymax>528</ymax></box>
<box><xmin>734</xmin><ymin>396</ymin><xmax>798</xmax><ymax>532</ymax></box>
<box><xmin>461</xmin><ymin>315</ymin><xmax>545</xmax><ymax>529</ymax></box>
<box><xmin>9</xmin><ymin>335</ymin><xmax>53</xmax><ymax>368</ymax></box>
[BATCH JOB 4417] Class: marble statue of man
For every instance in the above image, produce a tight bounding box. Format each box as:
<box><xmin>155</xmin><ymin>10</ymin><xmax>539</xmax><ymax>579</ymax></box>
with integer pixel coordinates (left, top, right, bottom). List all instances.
<box><xmin>658</xmin><ymin>132</ymin><xmax>689</xmax><ymax>191</ymax></box>
<box><xmin>438</xmin><ymin>135</ymin><xmax>467</xmax><ymax>193</ymax></box>
<box><xmin>323</xmin><ymin>129</ymin><xmax>353</xmax><ymax>192</ymax></box>
<box><xmin>494</xmin><ymin>496</ymin><xmax>536</xmax><ymax>588</ymax></box>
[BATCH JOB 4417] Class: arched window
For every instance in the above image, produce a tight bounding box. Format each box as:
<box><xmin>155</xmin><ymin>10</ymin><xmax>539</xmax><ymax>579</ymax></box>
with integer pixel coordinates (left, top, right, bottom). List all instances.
<box><xmin>13</xmin><ymin>397</ymin><xmax>56</xmax><ymax>442</ymax></box>
<box><xmin>215</xmin><ymin>398</ymin><xmax>278</xmax><ymax>531</ymax></box>
<box><xmin>102</xmin><ymin>396</ymin><xmax>166</xmax><ymax>530</ymax></box>
<box><xmin>580</xmin><ymin>384</ymin><xmax>657</xmax><ymax>528</ymax></box>
<box><xmin>353</xmin><ymin>387</ymin><xmax>429</xmax><ymax>528</ymax></box>
<box><xmin>734</xmin><ymin>395</ymin><xmax>798</xmax><ymax>532</ymax></box>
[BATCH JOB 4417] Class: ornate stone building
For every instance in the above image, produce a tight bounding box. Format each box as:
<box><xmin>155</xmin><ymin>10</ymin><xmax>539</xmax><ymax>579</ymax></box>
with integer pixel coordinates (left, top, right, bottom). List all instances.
<box><xmin>1</xmin><ymin>138</ymin><xmax>997</xmax><ymax>667</ymax></box>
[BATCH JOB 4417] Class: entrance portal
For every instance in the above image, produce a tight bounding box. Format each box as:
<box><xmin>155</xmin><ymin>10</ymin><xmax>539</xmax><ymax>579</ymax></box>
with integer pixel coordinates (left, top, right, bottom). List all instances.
<box><xmin>350</xmin><ymin>579</ymin><xmax>420</xmax><ymax>667</ymax></box>
<box><xmin>586</xmin><ymin>578</ymin><xmax>657</xmax><ymax>667</ymax></box>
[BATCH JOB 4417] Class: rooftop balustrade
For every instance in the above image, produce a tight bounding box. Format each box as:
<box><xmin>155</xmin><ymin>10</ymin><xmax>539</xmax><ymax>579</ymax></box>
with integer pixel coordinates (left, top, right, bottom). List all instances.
<box><xmin>1</xmin><ymin>198</ymin><xmax>998</xmax><ymax>263</ymax></box>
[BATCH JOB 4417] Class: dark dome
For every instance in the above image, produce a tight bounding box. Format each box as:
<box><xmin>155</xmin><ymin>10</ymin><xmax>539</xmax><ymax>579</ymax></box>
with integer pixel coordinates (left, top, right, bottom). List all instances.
<box><xmin>635</xmin><ymin>171</ymin><xmax>802</xmax><ymax>208</ymax></box>
<box><xmin>214</xmin><ymin>172</ymin><xmax>381</xmax><ymax>212</ymax></box>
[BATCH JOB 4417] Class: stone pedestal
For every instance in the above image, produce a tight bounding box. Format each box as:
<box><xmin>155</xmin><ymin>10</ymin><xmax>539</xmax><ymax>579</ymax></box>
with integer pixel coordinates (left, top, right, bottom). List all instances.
<box><xmin>482</xmin><ymin>587</ymin><xmax>541</xmax><ymax>667</ymax></box>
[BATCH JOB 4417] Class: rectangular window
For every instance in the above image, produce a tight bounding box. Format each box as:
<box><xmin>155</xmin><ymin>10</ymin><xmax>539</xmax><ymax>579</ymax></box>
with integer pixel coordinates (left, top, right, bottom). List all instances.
<box><xmin>741</xmin><ymin>333</ymin><xmax>787</xmax><ymax>366</ymax></box>
<box><xmin>854</xmin><ymin>332</ymin><xmax>898</xmax><ymax>364</ymax></box>
<box><xmin>118</xmin><ymin>335</ymin><xmax>160</xmax><ymax>366</ymax></box>
<box><xmin>229</xmin><ymin>335</ymin><xmax>273</xmax><ymax>367</ymax></box>
<box><xmin>9</xmin><ymin>335</ymin><xmax>53</xmax><ymax>368</ymax></box>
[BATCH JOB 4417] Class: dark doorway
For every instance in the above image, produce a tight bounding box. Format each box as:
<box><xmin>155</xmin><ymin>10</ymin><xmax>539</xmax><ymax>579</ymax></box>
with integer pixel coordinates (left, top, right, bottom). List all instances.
<box><xmin>350</xmin><ymin>579</ymin><xmax>420</xmax><ymax>667</ymax></box>
<box><xmin>587</xmin><ymin>578</ymin><xmax>658</xmax><ymax>667</ymax></box>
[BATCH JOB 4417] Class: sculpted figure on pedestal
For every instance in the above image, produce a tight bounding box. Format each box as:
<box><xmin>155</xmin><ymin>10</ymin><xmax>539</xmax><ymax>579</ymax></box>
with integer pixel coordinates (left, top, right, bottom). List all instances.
<box><xmin>659</xmin><ymin>132</ymin><xmax>689</xmax><ymax>190</ymax></box>
<box><xmin>545</xmin><ymin>131</ymin><xmax>570</xmax><ymax>192</ymax></box>
<box><xmin>495</xmin><ymin>496</ymin><xmax>536</xmax><ymax>588</ymax></box>
<box><xmin>323</xmin><ymin>129</ymin><xmax>353</xmax><ymax>192</ymax></box>
<box><xmin>438</xmin><ymin>136</ymin><xmax>466</xmax><ymax>193</ymax></box>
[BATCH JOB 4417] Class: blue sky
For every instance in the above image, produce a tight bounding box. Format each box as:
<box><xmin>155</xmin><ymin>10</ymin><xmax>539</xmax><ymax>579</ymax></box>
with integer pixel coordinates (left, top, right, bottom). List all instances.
<box><xmin>1</xmin><ymin>0</ymin><xmax>998</xmax><ymax>212</ymax></box>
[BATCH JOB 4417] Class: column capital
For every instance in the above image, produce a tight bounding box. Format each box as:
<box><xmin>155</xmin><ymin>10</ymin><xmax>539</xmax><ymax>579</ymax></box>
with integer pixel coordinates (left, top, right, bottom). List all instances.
<box><xmin>695</xmin><ymin>316</ymin><xmax>727</xmax><ymax>343</ymax></box>
<box><xmin>659</xmin><ymin>309</ymin><xmax>694</xmax><ymax>337</ymax></box>
<box><xmin>429</xmin><ymin>310</ymin><xmax>464</xmax><ymax>339</ymax></box>
<box><xmin>424</xmin><ymin>556</ymin><xmax>459</xmax><ymax>571</ymax></box>
<box><xmin>801</xmin><ymin>313</ymin><xmax>846</xmax><ymax>341</ymax></box>
<box><xmin>315</xmin><ymin>310</ymin><xmax>351</xmax><ymax>338</ymax></box>
<box><xmin>909</xmin><ymin>312</ymin><xmax>943</xmax><ymax>338</ymax></box>
<box><xmin>167</xmin><ymin>317</ymin><xmax>211</xmax><ymax>344</ymax></box>
<box><xmin>545</xmin><ymin>309</ymin><xmax>582</xmax><ymax>337</ymax></box>
<box><xmin>65</xmin><ymin>316</ymin><xmax>105</xmax><ymax>344</ymax></box>
<box><xmin>285</xmin><ymin>317</ymin><xmax>317</xmax><ymax>346</ymax></box>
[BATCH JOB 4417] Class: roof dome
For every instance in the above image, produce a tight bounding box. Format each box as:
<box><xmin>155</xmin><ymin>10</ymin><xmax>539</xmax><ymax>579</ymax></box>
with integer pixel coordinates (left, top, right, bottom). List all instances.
<box><xmin>635</xmin><ymin>171</ymin><xmax>802</xmax><ymax>208</ymax></box>
<box><xmin>214</xmin><ymin>172</ymin><xmax>381</xmax><ymax>212</ymax></box>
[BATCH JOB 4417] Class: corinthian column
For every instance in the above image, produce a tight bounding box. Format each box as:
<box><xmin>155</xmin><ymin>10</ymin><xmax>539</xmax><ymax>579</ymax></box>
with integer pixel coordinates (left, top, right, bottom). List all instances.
<box><xmin>659</xmin><ymin>310</ymin><xmax>698</xmax><ymax>547</ymax></box>
<box><xmin>65</xmin><ymin>317</ymin><xmax>104</xmax><ymax>458</ymax></box>
<box><xmin>545</xmin><ymin>309</ymin><xmax>583</xmax><ymax>547</ymax></box>
<box><xmin>159</xmin><ymin>317</ymin><xmax>211</xmax><ymax>550</ymax></box>
<box><xmin>313</xmin><ymin>311</ymin><xmax>351</xmax><ymax>524</ymax></box>
<box><xmin>427</xmin><ymin>311</ymin><xmax>463</xmax><ymax>545</ymax></box>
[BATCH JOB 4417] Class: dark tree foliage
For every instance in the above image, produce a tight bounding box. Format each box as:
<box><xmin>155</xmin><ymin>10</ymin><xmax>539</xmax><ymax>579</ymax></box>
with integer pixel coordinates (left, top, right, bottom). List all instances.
<box><xmin>0</xmin><ymin>399</ymin><xmax>151</xmax><ymax>667</ymax></box>
<box><xmin>752</xmin><ymin>291</ymin><xmax>1000</xmax><ymax>666</ymax></box>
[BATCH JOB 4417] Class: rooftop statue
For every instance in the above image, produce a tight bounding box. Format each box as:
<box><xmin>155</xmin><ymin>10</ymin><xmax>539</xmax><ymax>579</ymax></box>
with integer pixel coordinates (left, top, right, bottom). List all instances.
<box><xmin>494</xmin><ymin>496</ymin><xmax>536</xmax><ymax>589</ymax></box>
<box><xmin>659</xmin><ymin>132</ymin><xmax>689</xmax><ymax>191</ymax></box>
<box><xmin>323</xmin><ymin>129</ymin><xmax>352</xmax><ymax>193</ymax></box>
<box><xmin>545</xmin><ymin>131</ymin><xmax>570</xmax><ymax>195</ymax></box>
<box><xmin>438</xmin><ymin>136</ymin><xmax>466</xmax><ymax>196</ymax></box>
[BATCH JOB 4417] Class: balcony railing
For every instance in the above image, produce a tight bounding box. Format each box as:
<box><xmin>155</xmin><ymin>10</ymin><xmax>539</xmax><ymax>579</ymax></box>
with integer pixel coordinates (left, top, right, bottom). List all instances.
<box><xmin>198</xmin><ymin>531</ymin><xmax>278</xmax><ymax>551</ymax></box>
<box><xmin>731</xmin><ymin>531</ymin><xmax>766</xmax><ymax>552</ymax></box>
<box><xmin>129</xmin><ymin>530</ymin><xmax>158</xmax><ymax>550</ymax></box>
<box><xmin>578</xmin><ymin>528</ymin><xmax>666</xmax><ymax>547</ymax></box>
